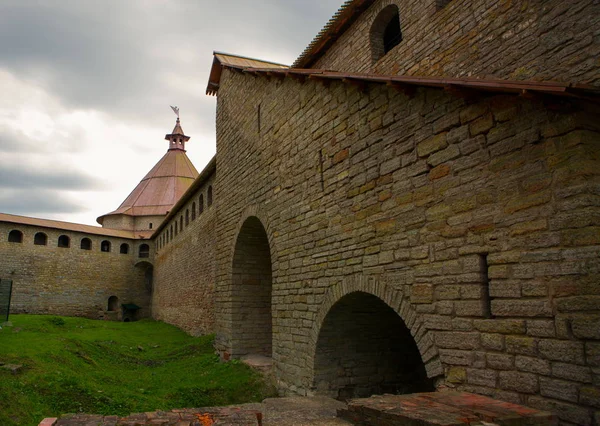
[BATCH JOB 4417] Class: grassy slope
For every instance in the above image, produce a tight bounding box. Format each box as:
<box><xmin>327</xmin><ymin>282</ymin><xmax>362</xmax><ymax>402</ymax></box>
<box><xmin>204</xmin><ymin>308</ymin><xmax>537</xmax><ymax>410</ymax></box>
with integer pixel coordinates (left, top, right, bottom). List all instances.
<box><xmin>0</xmin><ymin>315</ymin><xmax>274</xmax><ymax>426</ymax></box>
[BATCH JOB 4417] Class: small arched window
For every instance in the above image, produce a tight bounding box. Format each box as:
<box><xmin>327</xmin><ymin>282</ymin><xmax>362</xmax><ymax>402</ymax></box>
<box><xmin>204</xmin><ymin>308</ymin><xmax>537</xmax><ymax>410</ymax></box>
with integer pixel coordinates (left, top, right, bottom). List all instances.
<box><xmin>139</xmin><ymin>244</ymin><xmax>150</xmax><ymax>258</ymax></box>
<box><xmin>192</xmin><ymin>202</ymin><xmax>197</xmax><ymax>221</ymax></box>
<box><xmin>8</xmin><ymin>230</ymin><xmax>23</xmax><ymax>243</ymax></box>
<box><xmin>108</xmin><ymin>296</ymin><xmax>119</xmax><ymax>312</ymax></box>
<box><xmin>58</xmin><ymin>235</ymin><xmax>70</xmax><ymax>248</ymax></box>
<box><xmin>149</xmin><ymin>223</ymin><xmax>153</xmax><ymax>230</ymax></box>
<box><xmin>80</xmin><ymin>238</ymin><xmax>92</xmax><ymax>250</ymax></box>
<box><xmin>170</xmin><ymin>225</ymin><xmax>174</xmax><ymax>239</ymax></box>
<box><xmin>34</xmin><ymin>232</ymin><xmax>47</xmax><ymax>246</ymax></box>
<box><xmin>119</xmin><ymin>243</ymin><xmax>129</xmax><ymax>254</ymax></box>
<box><xmin>101</xmin><ymin>240</ymin><xmax>111</xmax><ymax>252</ymax></box>
<box><xmin>370</xmin><ymin>5</ymin><xmax>402</xmax><ymax>63</ymax></box>
<box><xmin>180</xmin><ymin>216</ymin><xmax>183</xmax><ymax>232</ymax></box>
<box><xmin>208</xmin><ymin>186</ymin><xmax>213</xmax><ymax>207</ymax></box>
<box><xmin>199</xmin><ymin>194</ymin><xmax>204</xmax><ymax>214</ymax></box>
<box><xmin>186</xmin><ymin>209</ymin><xmax>190</xmax><ymax>226</ymax></box>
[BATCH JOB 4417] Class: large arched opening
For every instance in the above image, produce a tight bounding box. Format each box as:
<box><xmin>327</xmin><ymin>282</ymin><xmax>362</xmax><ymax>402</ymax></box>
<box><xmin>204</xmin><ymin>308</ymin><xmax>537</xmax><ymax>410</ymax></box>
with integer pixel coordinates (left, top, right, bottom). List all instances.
<box><xmin>313</xmin><ymin>291</ymin><xmax>434</xmax><ymax>400</ymax></box>
<box><xmin>231</xmin><ymin>216</ymin><xmax>272</xmax><ymax>357</ymax></box>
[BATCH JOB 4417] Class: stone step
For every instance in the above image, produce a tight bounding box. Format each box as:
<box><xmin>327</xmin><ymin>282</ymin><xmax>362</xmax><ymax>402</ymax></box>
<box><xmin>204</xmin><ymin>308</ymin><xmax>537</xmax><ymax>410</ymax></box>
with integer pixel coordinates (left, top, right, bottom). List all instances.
<box><xmin>338</xmin><ymin>392</ymin><xmax>556</xmax><ymax>426</ymax></box>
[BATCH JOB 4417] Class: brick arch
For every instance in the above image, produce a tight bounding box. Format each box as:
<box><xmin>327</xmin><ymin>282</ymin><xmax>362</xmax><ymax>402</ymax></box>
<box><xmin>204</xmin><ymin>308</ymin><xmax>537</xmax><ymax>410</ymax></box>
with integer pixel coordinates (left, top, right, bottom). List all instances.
<box><xmin>227</xmin><ymin>205</ymin><xmax>276</xmax><ymax>357</ymax></box>
<box><xmin>228</xmin><ymin>204</ymin><xmax>277</xmax><ymax>271</ymax></box>
<box><xmin>308</xmin><ymin>276</ymin><xmax>443</xmax><ymax>392</ymax></box>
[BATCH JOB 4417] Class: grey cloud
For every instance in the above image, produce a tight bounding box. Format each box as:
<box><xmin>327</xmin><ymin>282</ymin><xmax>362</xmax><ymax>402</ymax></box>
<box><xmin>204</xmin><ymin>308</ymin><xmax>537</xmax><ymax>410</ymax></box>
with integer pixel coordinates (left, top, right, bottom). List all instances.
<box><xmin>0</xmin><ymin>163</ymin><xmax>102</xmax><ymax>191</ymax></box>
<box><xmin>0</xmin><ymin>189</ymin><xmax>87</xmax><ymax>215</ymax></box>
<box><xmin>0</xmin><ymin>0</ymin><xmax>341</xmax><ymax>126</ymax></box>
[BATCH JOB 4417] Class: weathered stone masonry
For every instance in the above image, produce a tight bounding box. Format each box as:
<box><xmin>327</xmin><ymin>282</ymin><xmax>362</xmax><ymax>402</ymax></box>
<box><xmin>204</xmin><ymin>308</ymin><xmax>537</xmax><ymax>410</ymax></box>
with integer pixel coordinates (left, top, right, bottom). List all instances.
<box><xmin>0</xmin><ymin>222</ymin><xmax>151</xmax><ymax>318</ymax></box>
<box><xmin>308</xmin><ymin>0</ymin><xmax>600</xmax><ymax>86</ymax></box>
<box><xmin>211</xmin><ymin>65</ymin><xmax>600</xmax><ymax>424</ymax></box>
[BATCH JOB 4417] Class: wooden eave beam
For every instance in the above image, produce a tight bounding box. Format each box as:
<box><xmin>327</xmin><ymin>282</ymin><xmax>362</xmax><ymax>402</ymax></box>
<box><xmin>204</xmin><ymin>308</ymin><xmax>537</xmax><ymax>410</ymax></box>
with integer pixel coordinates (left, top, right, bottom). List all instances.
<box><xmin>342</xmin><ymin>78</ymin><xmax>367</xmax><ymax>93</ymax></box>
<box><xmin>387</xmin><ymin>81</ymin><xmax>417</xmax><ymax>98</ymax></box>
<box><xmin>444</xmin><ymin>84</ymin><xmax>481</xmax><ymax>101</ymax></box>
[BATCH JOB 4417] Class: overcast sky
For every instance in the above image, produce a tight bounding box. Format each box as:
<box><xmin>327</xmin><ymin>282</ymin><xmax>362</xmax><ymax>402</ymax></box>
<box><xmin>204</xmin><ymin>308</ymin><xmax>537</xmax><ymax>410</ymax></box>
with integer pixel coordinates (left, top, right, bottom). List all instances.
<box><xmin>0</xmin><ymin>0</ymin><xmax>342</xmax><ymax>226</ymax></box>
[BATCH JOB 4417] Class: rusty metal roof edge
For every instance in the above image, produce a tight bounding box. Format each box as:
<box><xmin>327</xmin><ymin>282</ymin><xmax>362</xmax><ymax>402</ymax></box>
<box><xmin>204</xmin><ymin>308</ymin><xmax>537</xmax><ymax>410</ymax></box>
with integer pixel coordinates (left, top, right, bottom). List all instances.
<box><xmin>0</xmin><ymin>212</ymin><xmax>140</xmax><ymax>239</ymax></box>
<box><xmin>213</xmin><ymin>51</ymin><xmax>290</xmax><ymax>68</ymax></box>
<box><xmin>152</xmin><ymin>155</ymin><xmax>217</xmax><ymax>238</ymax></box>
<box><xmin>217</xmin><ymin>64</ymin><xmax>600</xmax><ymax>99</ymax></box>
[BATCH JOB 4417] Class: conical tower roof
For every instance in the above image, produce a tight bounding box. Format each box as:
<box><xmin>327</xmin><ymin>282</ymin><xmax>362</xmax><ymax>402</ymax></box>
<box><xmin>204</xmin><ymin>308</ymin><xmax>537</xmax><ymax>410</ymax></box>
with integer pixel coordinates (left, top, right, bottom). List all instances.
<box><xmin>97</xmin><ymin>117</ymin><xmax>199</xmax><ymax>225</ymax></box>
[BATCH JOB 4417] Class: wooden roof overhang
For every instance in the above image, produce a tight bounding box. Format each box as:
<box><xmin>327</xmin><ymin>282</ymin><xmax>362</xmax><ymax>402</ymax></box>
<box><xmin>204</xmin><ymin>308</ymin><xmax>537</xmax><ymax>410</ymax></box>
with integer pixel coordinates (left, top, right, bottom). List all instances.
<box><xmin>208</xmin><ymin>64</ymin><xmax>600</xmax><ymax>102</ymax></box>
<box><xmin>293</xmin><ymin>0</ymin><xmax>375</xmax><ymax>69</ymax></box>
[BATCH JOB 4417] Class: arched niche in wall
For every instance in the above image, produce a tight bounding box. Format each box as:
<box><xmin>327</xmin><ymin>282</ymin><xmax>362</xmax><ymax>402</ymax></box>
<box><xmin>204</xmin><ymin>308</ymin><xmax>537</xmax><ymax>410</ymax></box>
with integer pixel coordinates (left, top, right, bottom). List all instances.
<box><xmin>80</xmin><ymin>238</ymin><xmax>92</xmax><ymax>250</ymax></box>
<box><xmin>370</xmin><ymin>4</ymin><xmax>402</xmax><ymax>64</ymax></box>
<box><xmin>58</xmin><ymin>235</ymin><xmax>70</xmax><ymax>248</ymax></box>
<box><xmin>34</xmin><ymin>232</ymin><xmax>48</xmax><ymax>246</ymax></box>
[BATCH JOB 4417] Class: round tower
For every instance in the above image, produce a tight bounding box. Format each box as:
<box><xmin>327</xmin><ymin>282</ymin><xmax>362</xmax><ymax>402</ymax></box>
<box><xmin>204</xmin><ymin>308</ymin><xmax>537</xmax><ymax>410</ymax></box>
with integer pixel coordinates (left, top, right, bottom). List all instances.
<box><xmin>97</xmin><ymin>117</ymin><xmax>199</xmax><ymax>236</ymax></box>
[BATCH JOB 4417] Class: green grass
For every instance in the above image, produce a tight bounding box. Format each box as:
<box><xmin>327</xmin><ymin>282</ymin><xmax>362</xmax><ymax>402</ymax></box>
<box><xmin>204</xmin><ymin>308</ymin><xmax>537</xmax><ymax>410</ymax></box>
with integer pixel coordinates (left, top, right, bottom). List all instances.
<box><xmin>0</xmin><ymin>315</ymin><xmax>275</xmax><ymax>426</ymax></box>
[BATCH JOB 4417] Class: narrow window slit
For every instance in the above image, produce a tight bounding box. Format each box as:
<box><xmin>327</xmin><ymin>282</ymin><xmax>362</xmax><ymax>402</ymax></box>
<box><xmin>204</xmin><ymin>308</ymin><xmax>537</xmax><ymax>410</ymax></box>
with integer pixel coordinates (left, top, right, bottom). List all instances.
<box><xmin>480</xmin><ymin>254</ymin><xmax>493</xmax><ymax>318</ymax></box>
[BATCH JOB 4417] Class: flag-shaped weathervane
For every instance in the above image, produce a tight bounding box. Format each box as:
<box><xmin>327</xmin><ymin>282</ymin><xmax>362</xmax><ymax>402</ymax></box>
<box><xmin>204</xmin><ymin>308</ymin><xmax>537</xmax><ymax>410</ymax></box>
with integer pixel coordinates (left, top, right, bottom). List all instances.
<box><xmin>170</xmin><ymin>105</ymin><xmax>180</xmax><ymax>118</ymax></box>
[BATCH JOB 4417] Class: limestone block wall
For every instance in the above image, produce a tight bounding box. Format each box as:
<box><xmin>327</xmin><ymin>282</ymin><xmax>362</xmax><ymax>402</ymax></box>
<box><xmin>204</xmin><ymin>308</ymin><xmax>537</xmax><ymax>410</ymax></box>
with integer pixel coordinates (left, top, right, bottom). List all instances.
<box><xmin>152</xmin><ymin>175</ymin><xmax>216</xmax><ymax>336</ymax></box>
<box><xmin>0</xmin><ymin>223</ymin><xmax>151</xmax><ymax>318</ymax></box>
<box><xmin>310</xmin><ymin>0</ymin><xmax>600</xmax><ymax>86</ymax></box>
<box><xmin>214</xmin><ymin>68</ymin><xmax>600</xmax><ymax>424</ymax></box>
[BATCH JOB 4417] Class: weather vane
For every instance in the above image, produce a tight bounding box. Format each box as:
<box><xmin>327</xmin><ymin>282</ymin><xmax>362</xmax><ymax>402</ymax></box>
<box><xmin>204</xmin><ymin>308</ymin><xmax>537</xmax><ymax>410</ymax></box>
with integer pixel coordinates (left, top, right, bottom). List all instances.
<box><xmin>170</xmin><ymin>105</ymin><xmax>180</xmax><ymax>118</ymax></box>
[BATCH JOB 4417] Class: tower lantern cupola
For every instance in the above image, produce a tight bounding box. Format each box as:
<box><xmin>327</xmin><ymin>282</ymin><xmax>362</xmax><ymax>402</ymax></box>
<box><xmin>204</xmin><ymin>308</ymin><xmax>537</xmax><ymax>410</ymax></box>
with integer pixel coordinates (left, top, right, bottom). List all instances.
<box><xmin>165</xmin><ymin>117</ymin><xmax>190</xmax><ymax>151</ymax></box>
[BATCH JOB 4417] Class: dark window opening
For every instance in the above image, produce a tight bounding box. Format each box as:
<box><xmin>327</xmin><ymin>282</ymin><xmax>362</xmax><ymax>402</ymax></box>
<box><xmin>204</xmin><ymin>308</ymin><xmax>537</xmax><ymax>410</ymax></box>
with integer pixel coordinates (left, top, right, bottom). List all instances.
<box><xmin>8</xmin><ymin>230</ymin><xmax>23</xmax><ymax>243</ymax></box>
<box><xmin>34</xmin><ymin>232</ymin><xmax>47</xmax><ymax>246</ymax></box>
<box><xmin>108</xmin><ymin>296</ymin><xmax>119</xmax><ymax>312</ymax></box>
<box><xmin>208</xmin><ymin>186</ymin><xmax>213</xmax><ymax>207</ymax></box>
<box><xmin>149</xmin><ymin>223</ymin><xmax>153</xmax><ymax>230</ymax></box>
<box><xmin>480</xmin><ymin>254</ymin><xmax>493</xmax><ymax>318</ymax></box>
<box><xmin>100</xmin><ymin>240</ymin><xmax>111</xmax><ymax>252</ymax></box>
<box><xmin>383</xmin><ymin>12</ymin><xmax>402</xmax><ymax>54</ymax></box>
<box><xmin>119</xmin><ymin>243</ymin><xmax>128</xmax><ymax>254</ymax></box>
<box><xmin>139</xmin><ymin>244</ymin><xmax>150</xmax><ymax>258</ymax></box>
<box><xmin>170</xmin><ymin>225</ymin><xmax>174</xmax><ymax>239</ymax></box>
<box><xmin>370</xmin><ymin>5</ymin><xmax>402</xmax><ymax>63</ymax></box>
<box><xmin>199</xmin><ymin>194</ymin><xmax>204</xmax><ymax>214</ymax></box>
<box><xmin>192</xmin><ymin>202</ymin><xmax>197</xmax><ymax>220</ymax></box>
<box><xmin>80</xmin><ymin>238</ymin><xmax>92</xmax><ymax>250</ymax></box>
<box><xmin>58</xmin><ymin>235</ymin><xmax>70</xmax><ymax>248</ymax></box>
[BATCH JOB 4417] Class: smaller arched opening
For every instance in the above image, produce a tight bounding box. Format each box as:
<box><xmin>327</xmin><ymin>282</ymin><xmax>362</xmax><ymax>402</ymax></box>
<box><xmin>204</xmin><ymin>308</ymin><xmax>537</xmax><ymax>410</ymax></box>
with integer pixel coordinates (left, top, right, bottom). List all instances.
<box><xmin>101</xmin><ymin>240</ymin><xmax>111</xmax><ymax>252</ymax></box>
<box><xmin>34</xmin><ymin>232</ymin><xmax>48</xmax><ymax>246</ymax></box>
<box><xmin>119</xmin><ymin>243</ymin><xmax>129</xmax><ymax>254</ymax></box>
<box><xmin>207</xmin><ymin>186</ymin><xmax>213</xmax><ymax>207</ymax></box>
<box><xmin>80</xmin><ymin>238</ymin><xmax>92</xmax><ymax>250</ymax></box>
<box><xmin>139</xmin><ymin>244</ymin><xmax>150</xmax><ymax>258</ymax></box>
<box><xmin>313</xmin><ymin>291</ymin><xmax>433</xmax><ymax>400</ymax></box>
<box><xmin>108</xmin><ymin>296</ymin><xmax>119</xmax><ymax>312</ymax></box>
<box><xmin>192</xmin><ymin>202</ymin><xmax>197</xmax><ymax>220</ymax></box>
<box><xmin>199</xmin><ymin>194</ymin><xmax>205</xmax><ymax>214</ymax></box>
<box><xmin>8</xmin><ymin>230</ymin><xmax>23</xmax><ymax>243</ymax></box>
<box><xmin>58</xmin><ymin>235</ymin><xmax>70</xmax><ymax>248</ymax></box>
<box><xmin>370</xmin><ymin>5</ymin><xmax>402</xmax><ymax>63</ymax></box>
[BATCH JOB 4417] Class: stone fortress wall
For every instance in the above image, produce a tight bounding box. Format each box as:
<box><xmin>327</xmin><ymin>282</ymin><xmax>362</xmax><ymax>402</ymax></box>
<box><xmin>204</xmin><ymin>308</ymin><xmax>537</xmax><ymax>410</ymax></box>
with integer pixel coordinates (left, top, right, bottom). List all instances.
<box><xmin>210</xmin><ymin>64</ymin><xmax>600</xmax><ymax>424</ymax></box>
<box><xmin>152</xmin><ymin>170</ymin><xmax>217</xmax><ymax>336</ymax></box>
<box><xmin>309</xmin><ymin>0</ymin><xmax>599</xmax><ymax>86</ymax></box>
<box><xmin>172</xmin><ymin>0</ymin><xmax>600</xmax><ymax>424</ymax></box>
<box><xmin>0</xmin><ymin>221</ymin><xmax>152</xmax><ymax>319</ymax></box>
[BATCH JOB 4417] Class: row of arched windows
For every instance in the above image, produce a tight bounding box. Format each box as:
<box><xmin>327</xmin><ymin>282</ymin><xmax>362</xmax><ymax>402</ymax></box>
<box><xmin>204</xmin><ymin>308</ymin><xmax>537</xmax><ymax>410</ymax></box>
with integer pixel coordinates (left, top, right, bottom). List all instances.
<box><xmin>156</xmin><ymin>185</ymin><xmax>213</xmax><ymax>251</ymax></box>
<box><xmin>6</xmin><ymin>230</ymin><xmax>149</xmax><ymax>257</ymax></box>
